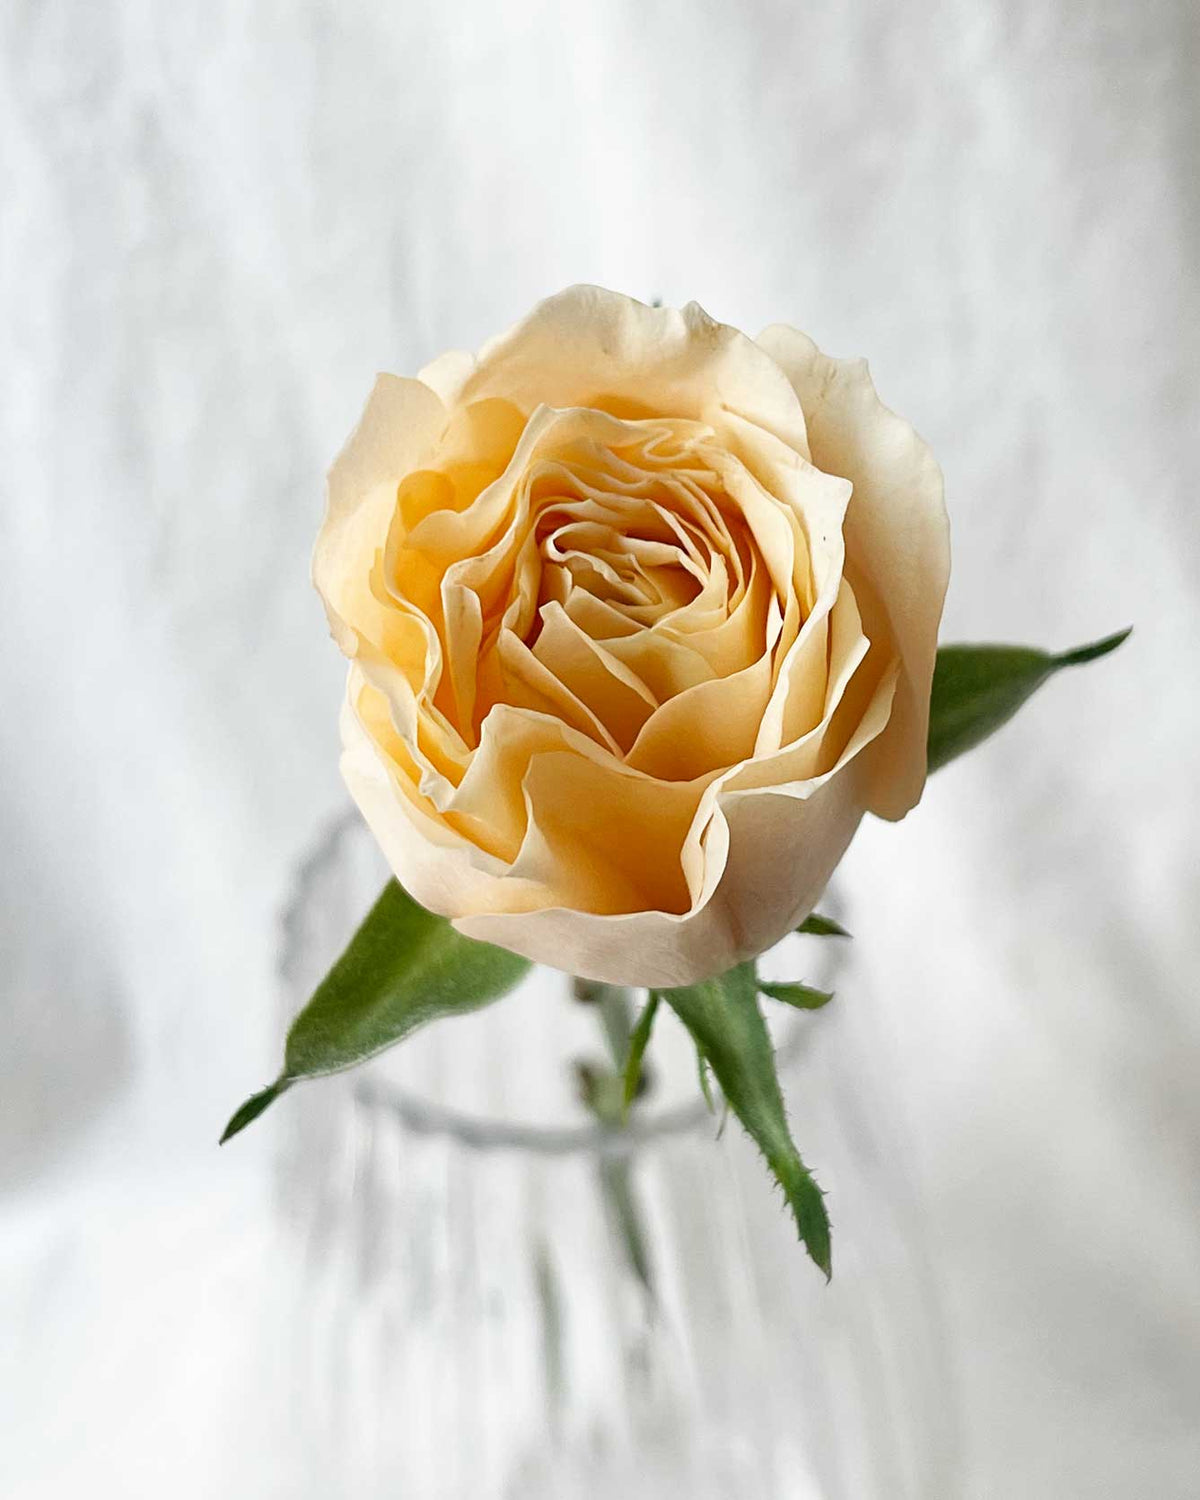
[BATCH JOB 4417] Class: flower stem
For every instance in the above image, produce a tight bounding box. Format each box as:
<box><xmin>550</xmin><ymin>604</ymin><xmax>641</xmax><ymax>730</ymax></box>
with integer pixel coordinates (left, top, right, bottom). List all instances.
<box><xmin>570</xmin><ymin>975</ymin><xmax>656</xmax><ymax>1298</ymax></box>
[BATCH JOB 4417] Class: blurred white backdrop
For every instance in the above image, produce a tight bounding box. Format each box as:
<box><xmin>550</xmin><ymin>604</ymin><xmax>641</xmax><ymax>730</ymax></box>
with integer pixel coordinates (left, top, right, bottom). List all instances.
<box><xmin>2</xmin><ymin>0</ymin><xmax>1198</xmax><ymax>1495</ymax></box>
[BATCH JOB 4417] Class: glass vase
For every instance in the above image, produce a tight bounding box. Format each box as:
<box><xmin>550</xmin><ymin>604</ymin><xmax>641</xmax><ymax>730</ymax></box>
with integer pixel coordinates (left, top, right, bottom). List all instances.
<box><xmin>272</xmin><ymin>810</ymin><xmax>960</xmax><ymax>1499</ymax></box>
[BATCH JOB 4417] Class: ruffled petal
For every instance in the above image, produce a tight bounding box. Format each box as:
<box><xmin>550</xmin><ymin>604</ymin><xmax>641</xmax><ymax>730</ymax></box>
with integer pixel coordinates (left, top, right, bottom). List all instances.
<box><xmin>756</xmin><ymin>324</ymin><xmax>950</xmax><ymax>818</ymax></box>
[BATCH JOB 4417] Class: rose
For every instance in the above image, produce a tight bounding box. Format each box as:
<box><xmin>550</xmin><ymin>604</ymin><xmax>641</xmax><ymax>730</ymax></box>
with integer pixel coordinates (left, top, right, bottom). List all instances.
<box><xmin>314</xmin><ymin>286</ymin><xmax>949</xmax><ymax>987</ymax></box>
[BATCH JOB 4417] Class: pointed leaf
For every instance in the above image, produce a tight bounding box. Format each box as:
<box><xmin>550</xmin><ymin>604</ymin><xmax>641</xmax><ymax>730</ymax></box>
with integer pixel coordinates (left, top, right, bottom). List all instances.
<box><xmin>662</xmin><ymin>963</ymin><xmax>831</xmax><ymax>1277</ymax></box>
<box><xmin>928</xmin><ymin>628</ymin><xmax>1130</xmax><ymax>773</ymax></box>
<box><xmin>220</xmin><ymin>1080</ymin><xmax>291</xmax><ymax>1144</ymax></box>
<box><xmin>760</xmin><ymin>981</ymin><xmax>835</xmax><ymax>1011</ymax></box>
<box><xmin>621</xmin><ymin>992</ymin><xmax>660</xmax><ymax>1120</ymax></box>
<box><xmin>221</xmin><ymin>880</ymin><xmax>529</xmax><ymax>1141</ymax></box>
<box><xmin>796</xmin><ymin>912</ymin><xmax>851</xmax><ymax>939</ymax></box>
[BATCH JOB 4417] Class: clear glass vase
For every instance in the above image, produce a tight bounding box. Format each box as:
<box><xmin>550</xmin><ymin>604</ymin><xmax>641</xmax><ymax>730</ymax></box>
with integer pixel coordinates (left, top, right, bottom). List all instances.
<box><xmin>273</xmin><ymin>811</ymin><xmax>960</xmax><ymax>1500</ymax></box>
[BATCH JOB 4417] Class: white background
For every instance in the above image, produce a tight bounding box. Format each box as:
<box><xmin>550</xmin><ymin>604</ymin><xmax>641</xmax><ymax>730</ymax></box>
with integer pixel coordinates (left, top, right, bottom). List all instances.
<box><xmin>2</xmin><ymin>1</ymin><xmax>1198</xmax><ymax>1495</ymax></box>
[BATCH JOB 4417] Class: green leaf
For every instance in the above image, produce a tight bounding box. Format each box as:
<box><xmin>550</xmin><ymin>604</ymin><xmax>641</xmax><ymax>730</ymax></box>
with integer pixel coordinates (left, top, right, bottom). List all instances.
<box><xmin>621</xmin><ymin>992</ymin><xmax>660</xmax><ymax>1120</ymax></box>
<box><xmin>221</xmin><ymin>880</ymin><xmax>530</xmax><ymax>1142</ymax></box>
<box><xmin>219</xmin><ymin>1080</ymin><xmax>290</xmax><ymax>1144</ymax></box>
<box><xmin>662</xmin><ymin>963</ymin><xmax>831</xmax><ymax>1278</ymax></box>
<box><xmin>927</xmin><ymin>627</ymin><xmax>1130</xmax><ymax>774</ymax></box>
<box><xmin>759</xmin><ymin>981</ymin><xmax>835</xmax><ymax>1011</ymax></box>
<box><xmin>796</xmin><ymin>912</ymin><xmax>851</xmax><ymax>939</ymax></box>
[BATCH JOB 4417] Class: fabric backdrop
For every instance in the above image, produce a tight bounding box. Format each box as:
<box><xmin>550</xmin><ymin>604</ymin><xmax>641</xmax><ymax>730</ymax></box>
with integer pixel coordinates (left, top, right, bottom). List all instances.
<box><xmin>2</xmin><ymin>1</ymin><xmax>1198</xmax><ymax>1495</ymax></box>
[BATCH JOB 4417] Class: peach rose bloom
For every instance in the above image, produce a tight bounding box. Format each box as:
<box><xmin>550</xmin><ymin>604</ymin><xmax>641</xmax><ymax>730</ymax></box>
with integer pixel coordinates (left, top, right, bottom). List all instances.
<box><xmin>314</xmin><ymin>287</ymin><xmax>949</xmax><ymax>986</ymax></box>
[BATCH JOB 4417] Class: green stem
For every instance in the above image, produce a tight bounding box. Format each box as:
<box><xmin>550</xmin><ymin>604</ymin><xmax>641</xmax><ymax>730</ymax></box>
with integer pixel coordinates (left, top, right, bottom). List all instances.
<box><xmin>571</xmin><ymin>976</ymin><xmax>636</xmax><ymax>1071</ymax></box>
<box><xmin>571</xmin><ymin>975</ymin><xmax>655</xmax><ymax>1298</ymax></box>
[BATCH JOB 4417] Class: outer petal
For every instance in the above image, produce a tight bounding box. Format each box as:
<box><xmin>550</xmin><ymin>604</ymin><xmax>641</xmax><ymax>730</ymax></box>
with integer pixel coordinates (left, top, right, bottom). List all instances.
<box><xmin>756</xmin><ymin>325</ymin><xmax>950</xmax><ymax>818</ymax></box>
<box><xmin>454</xmin><ymin>663</ymin><xmax>896</xmax><ymax>987</ymax></box>
<box><xmin>341</xmin><ymin>679</ymin><xmax>555</xmax><ymax>914</ymax></box>
<box><xmin>313</xmin><ymin>374</ymin><xmax>448</xmax><ymax>653</ymax></box>
<box><xmin>460</xmin><ymin>285</ymin><xmax>812</xmax><ymax>460</ymax></box>
<box><xmin>417</xmin><ymin>348</ymin><xmax>475</xmax><ymax>406</ymax></box>
<box><xmin>452</xmin><ymin>763</ymin><xmax>864</xmax><ymax>987</ymax></box>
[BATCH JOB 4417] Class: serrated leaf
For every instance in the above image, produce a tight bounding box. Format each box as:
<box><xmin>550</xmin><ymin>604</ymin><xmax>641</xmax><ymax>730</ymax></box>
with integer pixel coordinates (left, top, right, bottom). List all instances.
<box><xmin>928</xmin><ymin>628</ymin><xmax>1130</xmax><ymax>774</ymax></box>
<box><xmin>662</xmin><ymin>963</ymin><xmax>831</xmax><ymax>1277</ymax></box>
<box><xmin>221</xmin><ymin>880</ymin><xmax>529</xmax><ymax>1142</ymax></box>
<box><xmin>759</xmin><ymin>981</ymin><xmax>835</xmax><ymax>1011</ymax></box>
<box><xmin>796</xmin><ymin>912</ymin><xmax>851</xmax><ymax>938</ymax></box>
<box><xmin>621</xmin><ymin>992</ymin><xmax>659</xmax><ymax>1120</ymax></box>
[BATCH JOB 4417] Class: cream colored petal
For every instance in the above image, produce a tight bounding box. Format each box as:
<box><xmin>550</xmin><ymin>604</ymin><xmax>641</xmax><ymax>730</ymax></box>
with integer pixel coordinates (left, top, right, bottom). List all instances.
<box><xmin>314</xmin><ymin>374</ymin><xmax>448</xmax><ymax>653</ymax></box>
<box><xmin>451</xmin><ymin>661</ymin><xmax>896</xmax><ymax>987</ymax></box>
<box><xmin>531</xmin><ymin>601</ymin><xmax>658</xmax><ymax>750</ymax></box>
<box><xmin>760</xmin><ymin>611</ymin><xmax>829</xmax><ymax>755</ymax></box>
<box><xmin>560</xmin><ymin>587</ymin><xmax>641</xmax><ymax>642</ymax></box>
<box><xmin>356</xmin><ymin>650</ymin><xmax>470</xmax><ymax>808</ymax></box>
<box><xmin>704</xmin><ymin>449</ymin><xmax>798</xmax><ymax>610</ymax></box>
<box><xmin>600</xmin><ymin>627</ymin><xmax>717</xmax><ymax>699</ymax></box>
<box><xmin>656</xmin><ymin>557</ymin><xmax>765</xmax><ymax>681</ymax></box>
<box><xmin>416</xmin><ymin>348</ymin><xmax>476</xmax><ymax>406</ymax></box>
<box><xmin>503</xmin><ymin>751</ymin><xmax>705</xmax><ymax>916</ymax></box>
<box><xmin>495</xmin><ymin>627</ymin><xmax>624</xmax><ymax>755</ymax></box>
<box><xmin>751</xmin><ymin>460</ymin><xmax>851</xmax><ymax>752</ymax></box>
<box><xmin>437</xmin><ymin>398</ymin><xmax>527</xmax><ymax>488</ymax></box>
<box><xmin>403</xmin><ymin>404</ymin><xmax>558</xmax><ymax>570</ymax></box>
<box><xmin>783</xmin><ymin>577</ymin><xmax>863</xmax><ymax>746</ymax></box>
<box><xmin>731</xmin><ymin>584</ymin><xmax>880</xmax><ymax>792</ymax></box>
<box><xmin>451</xmin><ymin>902</ymin><xmax>731</xmax><ymax>990</ymax></box>
<box><xmin>460</xmin><ymin>286</ymin><xmax>810</xmax><ymax>454</ymax></box>
<box><xmin>624</xmin><ymin>644</ymin><xmax>776</xmax><ymax>780</ymax></box>
<box><xmin>697</xmin><ymin>764</ymin><xmax>869</xmax><ymax>976</ymax></box>
<box><xmin>442</xmin><ymin>704</ymin><xmax>576</xmax><ymax>864</ymax></box>
<box><xmin>451</xmin><ymin>746</ymin><xmax>871</xmax><ymax>989</ymax></box>
<box><xmin>345</xmin><ymin>675</ymin><xmax>513</xmax><ymax>885</ymax></box>
<box><xmin>440</xmin><ymin>574</ymin><xmax>484</xmax><ymax>731</ymax></box>
<box><xmin>407</xmin><ymin>404</ymin><xmax>665</xmax><ymax>573</ymax></box>
<box><xmin>670</xmin><ymin>658</ymin><xmax>897</xmax><ymax>979</ymax></box>
<box><xmin>344</xmin><ymin>717</ymin><xmax>556</xmax><ymax>922</ymax></box>
<box><xmin>756</xmin><ymin>324</ymin><xmax>950</xmax><ymax>818</ymax></box>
